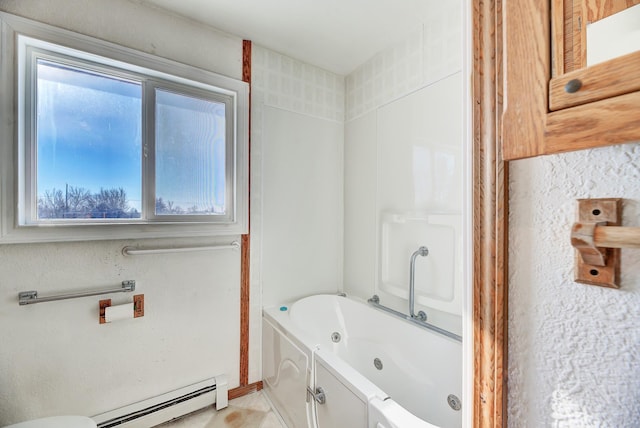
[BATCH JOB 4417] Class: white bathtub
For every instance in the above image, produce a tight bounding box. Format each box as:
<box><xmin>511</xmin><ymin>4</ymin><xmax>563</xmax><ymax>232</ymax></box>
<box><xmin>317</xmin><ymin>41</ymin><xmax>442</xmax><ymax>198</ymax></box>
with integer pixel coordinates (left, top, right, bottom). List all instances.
<box><xmin>262</xmin><ymin>294</ymin><xmax>462</xmax><ymax>428</ymax></box>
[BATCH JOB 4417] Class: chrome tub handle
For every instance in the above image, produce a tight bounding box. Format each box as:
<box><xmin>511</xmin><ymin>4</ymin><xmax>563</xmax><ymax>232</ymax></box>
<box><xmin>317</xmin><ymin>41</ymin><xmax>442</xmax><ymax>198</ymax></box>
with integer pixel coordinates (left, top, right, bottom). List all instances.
<box><xmin>307</xmin><ymin>386</ymin><xmax>326</xmax><ymax>405</ymax></box>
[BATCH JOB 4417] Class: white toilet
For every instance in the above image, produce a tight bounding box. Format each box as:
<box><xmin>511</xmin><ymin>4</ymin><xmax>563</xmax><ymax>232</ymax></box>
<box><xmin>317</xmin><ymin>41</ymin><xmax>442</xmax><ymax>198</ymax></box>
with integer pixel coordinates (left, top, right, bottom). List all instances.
<box><xmin>4</xmin><ymin>416</ymin><xmax>96</xmax><ymax>428</ymax></box>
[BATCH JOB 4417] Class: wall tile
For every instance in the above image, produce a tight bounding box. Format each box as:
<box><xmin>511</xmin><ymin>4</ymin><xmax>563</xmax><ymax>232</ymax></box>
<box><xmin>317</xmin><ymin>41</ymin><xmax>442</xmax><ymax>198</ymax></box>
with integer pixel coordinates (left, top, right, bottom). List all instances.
<box><xmin>346</xmin><ymin>1</ymin><xmax>462</xmax><ymax>122</ymax></box>
<box><xmin>253</xmin><ymin>45</ymin><xmax>345</xmax><ymax>123</ymax></box>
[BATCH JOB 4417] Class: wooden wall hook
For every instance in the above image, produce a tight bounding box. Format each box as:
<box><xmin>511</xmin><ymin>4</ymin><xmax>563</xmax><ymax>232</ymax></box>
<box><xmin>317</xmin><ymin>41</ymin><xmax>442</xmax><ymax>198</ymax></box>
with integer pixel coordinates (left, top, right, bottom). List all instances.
<box><xmin>572</xmin><ymin>221</ymin><xmax>608</xmax><ymax>266</ymax></box>
<box><xmin>571</xmin><ymin>198</ymin><xmax>623</xmax><ymax>288</ymax></box>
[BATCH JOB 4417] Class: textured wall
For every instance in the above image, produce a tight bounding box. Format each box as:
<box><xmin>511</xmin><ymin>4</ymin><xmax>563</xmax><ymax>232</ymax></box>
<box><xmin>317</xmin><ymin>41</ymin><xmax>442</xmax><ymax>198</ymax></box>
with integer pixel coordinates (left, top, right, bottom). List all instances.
<box><xmin>0</xmin><ymin>0</ymin><xmax>241</xmax><ymax>79</ymax></box>
<box><xmin>0</xmin><ymin>1</ymin><xmax>244</xmax><ymax>424</ymax></box>
<box><xmin>0</xmin><ymin>237</ymin><xmax>241</xmax><ymax>423</ymax></box>
<box><xmin>508</xmin><ymin>143</ymin><xmax>640</xmax><ymax>427</ymax></box>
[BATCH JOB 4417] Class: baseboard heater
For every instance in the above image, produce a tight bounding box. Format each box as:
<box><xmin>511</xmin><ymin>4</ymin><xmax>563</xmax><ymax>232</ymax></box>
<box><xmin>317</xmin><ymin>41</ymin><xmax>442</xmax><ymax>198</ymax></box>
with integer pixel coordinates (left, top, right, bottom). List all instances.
<box><xmin>92</xmin><ymin>375</ymin><xmax>228</xmax><ymax>428</ymax></box>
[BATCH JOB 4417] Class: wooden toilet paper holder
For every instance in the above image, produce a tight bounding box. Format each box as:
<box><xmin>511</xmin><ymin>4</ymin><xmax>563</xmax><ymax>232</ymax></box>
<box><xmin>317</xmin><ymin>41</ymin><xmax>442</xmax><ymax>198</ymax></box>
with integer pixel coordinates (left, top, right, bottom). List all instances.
<box><xmin>571</xmin><ymin>198</ymin><xmax>640</xmax><ymax>288</ymax></box>
<box><xmin>99</xmin><ymin>294</ymin><xmax>144</xmax><ymax>324</ymax></box>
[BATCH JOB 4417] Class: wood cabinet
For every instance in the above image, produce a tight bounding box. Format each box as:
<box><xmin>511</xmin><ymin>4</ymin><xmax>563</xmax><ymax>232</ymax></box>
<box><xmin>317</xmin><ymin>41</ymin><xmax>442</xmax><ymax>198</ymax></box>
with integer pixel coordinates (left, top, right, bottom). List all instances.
<box><xmin>502</xmin><ymin>0</ymin><xmax>640</xmax><ymax>160</ymax></box>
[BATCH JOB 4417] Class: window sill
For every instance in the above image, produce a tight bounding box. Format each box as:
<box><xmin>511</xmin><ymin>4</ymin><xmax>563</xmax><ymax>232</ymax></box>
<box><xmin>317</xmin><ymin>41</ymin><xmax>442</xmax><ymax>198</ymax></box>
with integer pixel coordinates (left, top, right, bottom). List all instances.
<box><xmin>0</xmin><ymin>222</ymin><xmax>247</xmax><ymax>244</ymax></box>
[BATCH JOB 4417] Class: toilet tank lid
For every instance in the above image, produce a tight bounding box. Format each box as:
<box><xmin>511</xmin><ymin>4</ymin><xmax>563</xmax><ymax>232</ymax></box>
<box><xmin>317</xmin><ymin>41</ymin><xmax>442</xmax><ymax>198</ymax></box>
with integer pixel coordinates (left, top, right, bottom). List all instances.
<box><xmin>5</xmin><ymin>416</ymin><xmax>97</xmax><ymax>428</ymax></box>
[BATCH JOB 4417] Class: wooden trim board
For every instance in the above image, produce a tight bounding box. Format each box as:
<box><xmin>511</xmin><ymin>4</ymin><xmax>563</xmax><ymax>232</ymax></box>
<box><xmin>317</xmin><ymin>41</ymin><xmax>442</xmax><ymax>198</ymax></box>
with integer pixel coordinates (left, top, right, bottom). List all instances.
<box><xmin>228</xmin><ymin>381</ymin><xmax>263</xmax><ymax>401</ymax></box>
<box><xmin>473</xmin><ymin>0</ymin><xmax>509</xmax><ymax>426</ymax></box>
<box><xmin>239</xmin><ymin>40</ymin><xmax>252</xmax><ymax>390</ymax></box>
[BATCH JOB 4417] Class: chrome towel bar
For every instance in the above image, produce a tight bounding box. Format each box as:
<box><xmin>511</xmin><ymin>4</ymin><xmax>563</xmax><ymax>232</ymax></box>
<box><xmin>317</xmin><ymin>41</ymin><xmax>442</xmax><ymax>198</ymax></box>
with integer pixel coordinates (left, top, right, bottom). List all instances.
<box><xmin>19</xmin><ymin>280</ymin><xmax>135</xmax><ymax>306</ymax></box>
<box><xmin>122</xmin><ymin>241</ymin><xmax>240</xmax><ymax>256</ymax></box>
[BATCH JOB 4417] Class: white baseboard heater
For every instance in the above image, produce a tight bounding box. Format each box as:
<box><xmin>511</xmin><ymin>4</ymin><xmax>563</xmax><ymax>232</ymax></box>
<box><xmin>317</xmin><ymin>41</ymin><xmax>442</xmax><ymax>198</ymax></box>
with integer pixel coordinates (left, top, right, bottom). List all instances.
<box><xmin>92</xmin><ymin>375</ymin><xmax>228</xmax><ymax>428</ymax></box>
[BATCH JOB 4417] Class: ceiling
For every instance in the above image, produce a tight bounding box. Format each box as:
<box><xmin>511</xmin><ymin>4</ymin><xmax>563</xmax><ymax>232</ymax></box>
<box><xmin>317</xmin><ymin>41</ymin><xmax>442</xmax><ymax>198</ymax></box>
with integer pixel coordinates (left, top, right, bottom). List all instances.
<box><xmin>139</xmin><ymin>0</ymin><xmax>432</xmax><ymax>75</ymax></box>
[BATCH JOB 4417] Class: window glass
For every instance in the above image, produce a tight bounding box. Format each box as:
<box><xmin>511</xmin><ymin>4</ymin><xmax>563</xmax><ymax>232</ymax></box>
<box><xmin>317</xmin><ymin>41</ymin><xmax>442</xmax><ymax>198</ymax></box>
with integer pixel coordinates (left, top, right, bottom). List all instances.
<box><xmin>154</xmin><ymin>89</ymin><xmax>226</xmax><ymax>216</ymax></box>
<box><xmin>36</xmin><ymin>59</ymin><xmax>142</xmax><ymax>219</ymax></box>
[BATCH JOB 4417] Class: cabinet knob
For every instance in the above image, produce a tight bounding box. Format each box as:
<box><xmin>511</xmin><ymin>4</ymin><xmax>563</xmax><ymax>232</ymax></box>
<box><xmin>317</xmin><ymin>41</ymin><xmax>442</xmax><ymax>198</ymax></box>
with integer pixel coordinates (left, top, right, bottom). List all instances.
<box><xmin>564</xmin><ymin>79</ymin><xmax>582</xmax><ymax>93</ymax></box>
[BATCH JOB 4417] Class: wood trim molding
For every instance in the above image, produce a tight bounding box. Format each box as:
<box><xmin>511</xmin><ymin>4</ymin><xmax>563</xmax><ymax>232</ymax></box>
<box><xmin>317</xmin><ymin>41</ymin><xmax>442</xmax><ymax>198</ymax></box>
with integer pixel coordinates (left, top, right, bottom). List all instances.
<box><xmin>243</xmin><ymin>40</ymin><xmax>252</xmax><ymax>85</ymax></box>
<box><xmin>239</xmin><ymin>40</ymin><xmax>252</xmax><ymax>389</ymax></box>
<box><xmin>473</xmin><ymin>0</ymin><xmax>508</xmax><ymax>426</ymax></box>
<box><xmin>501</xmin><ymin>0</ymin><xmax>550</xmax><ymax>159</ymax></box>
<box><xmin>239</xmin><ymin>233</ymin><xmax>250</xmax><ymax>387</ymax></box>
<box><xmin>228</xmin><ymin>381</ymin><xmax>263</xmax><ymax>401</ymax></box>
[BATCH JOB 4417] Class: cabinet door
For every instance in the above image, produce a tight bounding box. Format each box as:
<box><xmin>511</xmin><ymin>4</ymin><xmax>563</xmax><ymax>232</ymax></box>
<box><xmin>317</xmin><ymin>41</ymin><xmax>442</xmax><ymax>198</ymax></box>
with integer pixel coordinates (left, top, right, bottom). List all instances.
<box><xmin>502</xmin><ymin>0</ymin><xmax>640</xmax><ymax>159</ymax></box>
<box><xmin>549</xmin><ymin>0</ymin><xmax>640</xmax><ymax>110</ymax></box>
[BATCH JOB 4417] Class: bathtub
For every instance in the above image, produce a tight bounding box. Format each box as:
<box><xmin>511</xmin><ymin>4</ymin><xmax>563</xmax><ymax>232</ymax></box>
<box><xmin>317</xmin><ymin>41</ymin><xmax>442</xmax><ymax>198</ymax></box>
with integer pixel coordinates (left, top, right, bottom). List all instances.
<box><xmin>262</xmin><ymin>294</ymin><xmax>462</xmax><ymax>428</ymax></box>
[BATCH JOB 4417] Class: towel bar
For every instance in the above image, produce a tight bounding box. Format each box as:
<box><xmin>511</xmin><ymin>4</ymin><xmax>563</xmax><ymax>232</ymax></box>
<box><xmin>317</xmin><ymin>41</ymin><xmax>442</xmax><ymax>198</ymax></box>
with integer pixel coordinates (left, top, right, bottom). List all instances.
<box><xmin>19</xmin><ymin>280</ymin><xmax>135</xmax><ymax>306</ymax></box>
<box><xmin>588</xmin><ymin>225</ymin><xmax>640</xmax><ymax>249</ymax></box>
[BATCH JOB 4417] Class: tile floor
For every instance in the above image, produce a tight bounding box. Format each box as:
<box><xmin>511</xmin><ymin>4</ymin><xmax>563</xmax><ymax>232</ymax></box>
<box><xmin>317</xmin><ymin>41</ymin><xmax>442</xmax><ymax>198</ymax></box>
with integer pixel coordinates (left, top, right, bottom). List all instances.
<box><xmin>156</xmin><ymin>391</ymin><xmax>286</xmax><ymax>428</ymax></box>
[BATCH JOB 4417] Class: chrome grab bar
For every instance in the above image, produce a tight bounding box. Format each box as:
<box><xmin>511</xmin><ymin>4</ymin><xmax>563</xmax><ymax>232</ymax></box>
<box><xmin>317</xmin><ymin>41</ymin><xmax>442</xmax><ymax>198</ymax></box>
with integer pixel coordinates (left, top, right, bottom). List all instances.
<box><xmin>122</xmin><ymin>241</ymin><xmax>239</xmax><ymax>255</ymax></box>
<box><xmin>18</xmin><ymin>280</ymin><xmax>135</xmax><ymax>306</ymax></box>
<box><xmin>409</xmin><ymin>246</ymin><xmax>429</xmax><ymax>321</ymax></box>
<box><xmin>367</xmin><ymin>295</ymin><xmax>462</xmax><ymax>342</ymax></box>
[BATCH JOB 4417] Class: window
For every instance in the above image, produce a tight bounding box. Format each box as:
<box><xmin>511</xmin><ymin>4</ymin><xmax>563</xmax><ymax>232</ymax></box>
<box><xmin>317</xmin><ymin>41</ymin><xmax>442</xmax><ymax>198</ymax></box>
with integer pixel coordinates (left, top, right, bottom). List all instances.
<box><xmin>153</xmin><ymin>87</ymin><xmax>231</xmax><ymax>220</ymax></box>
<box><xmin>26</xmin><ymin>42</ymin><xmax>237</xmax><ymax>225</ymax></box>
<box><xmin>33</xmin><ymin>58</ymin><xmax>143</xmax><ymax>221</ymax></box>
<box><xmin>0</xmin><ymin>14</ymin><xmax>248</xmax><ymax>242</ymax></box>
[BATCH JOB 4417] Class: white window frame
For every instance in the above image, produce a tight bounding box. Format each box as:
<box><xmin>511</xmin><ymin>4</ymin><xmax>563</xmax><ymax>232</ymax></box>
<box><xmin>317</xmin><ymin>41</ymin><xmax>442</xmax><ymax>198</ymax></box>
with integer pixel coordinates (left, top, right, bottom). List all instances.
<box><xmin>0</xmin><ymin>12</ymin><xmax>249</xmax><ymax>243</ymax></box>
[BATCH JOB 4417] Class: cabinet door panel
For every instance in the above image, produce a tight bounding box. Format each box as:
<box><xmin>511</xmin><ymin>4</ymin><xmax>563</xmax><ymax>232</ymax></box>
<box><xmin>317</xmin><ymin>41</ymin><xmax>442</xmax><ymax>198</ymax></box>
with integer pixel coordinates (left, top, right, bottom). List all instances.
<box><xmin>502</xmin><ymin>0</ymin><xmax>640</xmax><ymax>159</ymax></box>
<box><xmin>549</xmin><ymin>51</ymin><xmax>640</xmax><ymax>110</ymax></box>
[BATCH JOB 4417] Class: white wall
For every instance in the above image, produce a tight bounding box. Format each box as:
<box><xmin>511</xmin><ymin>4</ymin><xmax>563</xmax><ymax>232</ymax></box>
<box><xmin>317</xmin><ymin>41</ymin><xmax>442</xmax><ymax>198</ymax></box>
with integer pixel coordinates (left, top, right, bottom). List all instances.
<box><xmin>0</xmin><ymin>1</ymin><xmax>244</xmax><ymax>424</ymax></box>
<box><xmin>248</xmin><ymin>45</ymin><xmax>344</xmax><ymax>383</ymax></box>
<box><xmin>508</xmin><ymin>143</ymin><xmax>640</xmax><ymax>426</ymax></box>
<box><xmin>343</xmin><ymin>0</ymin><xmax>464</xmax><ymax>333</ymax></box>
<box><xmin>260</xmin><ymin>107</ymin><xmax>343</xmax><ymax>302</ymax></box>
<box><xmin>251</xmin><ymin>45</ymin><xmax>344</xmax><ymax>313</ymax></box>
